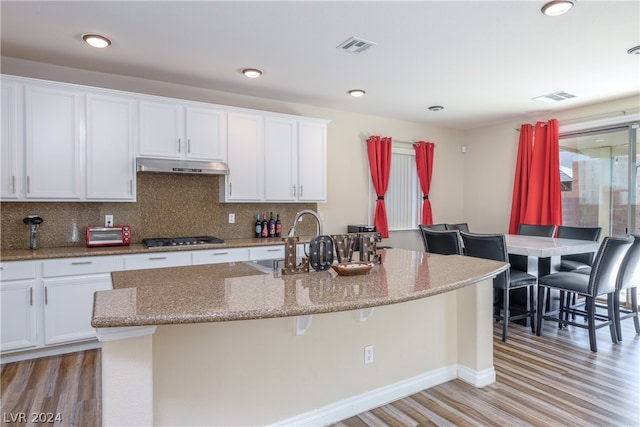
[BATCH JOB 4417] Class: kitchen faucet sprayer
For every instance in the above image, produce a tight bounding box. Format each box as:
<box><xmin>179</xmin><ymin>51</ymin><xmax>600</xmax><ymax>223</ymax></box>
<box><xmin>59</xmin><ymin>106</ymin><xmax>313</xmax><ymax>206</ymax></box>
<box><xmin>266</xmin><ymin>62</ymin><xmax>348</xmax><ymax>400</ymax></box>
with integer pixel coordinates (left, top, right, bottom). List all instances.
<box><xmin>287</xmin><ymin>209</ymin><xmax>323</xmax><ymax>237</ymax></box>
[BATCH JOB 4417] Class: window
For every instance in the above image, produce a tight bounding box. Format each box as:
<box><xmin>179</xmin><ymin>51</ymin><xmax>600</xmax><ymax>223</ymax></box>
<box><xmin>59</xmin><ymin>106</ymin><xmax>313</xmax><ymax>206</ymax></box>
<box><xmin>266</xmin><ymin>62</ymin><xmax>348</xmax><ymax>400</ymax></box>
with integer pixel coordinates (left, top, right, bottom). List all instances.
<box><xmin>369</xmin><ymin>142</ymin><xmax>421</xmax><ymax>231</ymax></box>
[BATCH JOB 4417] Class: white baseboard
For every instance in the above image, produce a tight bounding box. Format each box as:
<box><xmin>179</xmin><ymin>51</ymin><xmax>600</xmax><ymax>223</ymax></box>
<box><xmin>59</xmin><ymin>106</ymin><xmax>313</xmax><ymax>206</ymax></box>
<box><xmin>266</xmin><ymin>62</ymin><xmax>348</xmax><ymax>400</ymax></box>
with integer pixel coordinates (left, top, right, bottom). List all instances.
<box><xmin>0</xmin><ymin>340</ymin><xmax>101</xmax><ymax>364</ymax></box>
<box><xmin>271</xmin><ymin>363</ymin><xmax>495</xmax><ymax>427</ymax></box>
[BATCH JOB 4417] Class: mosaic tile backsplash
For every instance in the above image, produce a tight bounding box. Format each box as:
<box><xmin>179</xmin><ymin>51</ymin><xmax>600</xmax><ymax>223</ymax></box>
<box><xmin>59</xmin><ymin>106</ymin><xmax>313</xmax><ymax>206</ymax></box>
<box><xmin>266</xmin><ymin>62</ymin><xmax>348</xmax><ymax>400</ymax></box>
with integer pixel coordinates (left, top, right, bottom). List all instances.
<box><xmin>1</xmin><ymin>173</ymin><xmax>317</xmax><ymax>250</ymax></box>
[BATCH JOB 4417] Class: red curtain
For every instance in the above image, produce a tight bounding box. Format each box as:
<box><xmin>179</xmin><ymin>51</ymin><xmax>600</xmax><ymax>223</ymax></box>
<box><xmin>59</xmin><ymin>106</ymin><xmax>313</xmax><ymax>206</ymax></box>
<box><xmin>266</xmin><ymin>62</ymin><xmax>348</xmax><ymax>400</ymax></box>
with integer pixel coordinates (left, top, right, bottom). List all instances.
<box><xmin>508</xmin><ymin>119</ymin><xmax>562</xmax><ymax>234</ymax></box>
<box><xmin>414</xmin><ymin>141</ymin><xmax>435</xmax><ymax>225</ymax></box>
<box><xmin>367</xmin><ymin>136</ymin><xmax>393</xmax><ymax>238</ymax></box>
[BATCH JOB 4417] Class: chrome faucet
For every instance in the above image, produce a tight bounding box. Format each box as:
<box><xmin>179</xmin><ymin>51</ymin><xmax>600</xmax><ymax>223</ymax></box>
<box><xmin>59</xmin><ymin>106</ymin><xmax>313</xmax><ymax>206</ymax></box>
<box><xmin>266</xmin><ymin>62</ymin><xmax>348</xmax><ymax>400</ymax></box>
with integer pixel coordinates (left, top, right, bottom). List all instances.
<box><xmin>287</xmin><ymin>209</ymin><xmax>323</xmax><ymax>237</ymax></box>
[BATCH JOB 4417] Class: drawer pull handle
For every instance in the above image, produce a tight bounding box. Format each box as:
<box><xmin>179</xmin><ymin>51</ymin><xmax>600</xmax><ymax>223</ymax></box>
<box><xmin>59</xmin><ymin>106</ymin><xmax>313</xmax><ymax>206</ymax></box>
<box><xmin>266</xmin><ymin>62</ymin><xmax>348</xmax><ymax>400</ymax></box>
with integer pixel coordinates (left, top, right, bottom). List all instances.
<box><xmin>30</xmin><ymin>287</ymin><xmax>33</xmax><ymax>306</ymax></box>
<box><xmin>71</xmin><ymin>261</ymin><xmax>93</xmax><ymax>265</ymax></box>
<box><xmin>149</xmin><ymin>257</ymin><xmax>167</xmax><ymax>261</ymax></box>
<box><xmin>45</xmin><ymin>287</ymin><xmax>48</xmax><ymax>305</ymax></box>
<box><xmin>267</xmin><ymin>248</ymin><xmax>281</xmax><ymax>252</ymax></box>
<box><xmin>213</xmin><ymin>252</ymin><xmax>229</xmax><ymax>256</ymax></box>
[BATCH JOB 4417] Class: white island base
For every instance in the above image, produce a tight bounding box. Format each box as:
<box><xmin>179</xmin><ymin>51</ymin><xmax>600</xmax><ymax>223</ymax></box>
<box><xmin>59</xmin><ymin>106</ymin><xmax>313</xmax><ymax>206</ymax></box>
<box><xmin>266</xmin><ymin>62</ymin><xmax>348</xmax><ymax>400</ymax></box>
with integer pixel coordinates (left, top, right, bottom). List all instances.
<box><xmin>97</xmin><ymin>278</ymin><xmax>494</xmax><ymax>426</ymax></box>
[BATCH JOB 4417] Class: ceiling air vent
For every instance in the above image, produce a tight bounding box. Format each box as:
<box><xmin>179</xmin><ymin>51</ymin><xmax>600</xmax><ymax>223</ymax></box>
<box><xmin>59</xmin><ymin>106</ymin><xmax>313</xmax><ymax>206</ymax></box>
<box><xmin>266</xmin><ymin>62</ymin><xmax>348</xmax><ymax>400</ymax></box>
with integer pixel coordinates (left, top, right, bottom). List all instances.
<box><xmin>532</xmin><ymin>91</ymin><xmax>577</xmax><ymax>103</ymax></box>
<box><xmin>336</xmin><ymin>36</ymin><xmax>377</xmax><ymax>54</ymax></box>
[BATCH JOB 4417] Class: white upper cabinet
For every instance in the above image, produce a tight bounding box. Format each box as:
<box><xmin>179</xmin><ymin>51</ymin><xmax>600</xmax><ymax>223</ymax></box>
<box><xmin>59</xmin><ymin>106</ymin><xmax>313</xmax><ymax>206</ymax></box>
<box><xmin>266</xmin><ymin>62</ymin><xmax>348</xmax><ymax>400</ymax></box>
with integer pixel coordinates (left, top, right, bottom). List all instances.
<box><xmin>1</xmin><ymin>80</ymin><xmax>21</xmax><ymax>199</ymax></box>
<box><xmin>265</xmin><ymin>117</ymin><xmax>298</xmax><ymax>201</ymax></box>
<box><xmin>222</xmin><ymin>112</ymin><xmax>264</xmax><ymax>201</ymax></box>
<box><xmin>25</xmin><ymin>84</ymin><xmax>83</xmax><ymax>199</ymax></box>
<box><xmin>297</xmin><ymin>120</ymin><xmax>327</xmax><ymax>202</ymax></box>
<box><xmin>264</xmin><ymin>117</ymin><xmax>328</xmax><ymax>203</ymax></box>
<box><xmin>139</xmin><ymin>99</ymin><xmax>226</xmax><ymax>161</ymax></box>
<box><xmin>85</xmin><ymin>92</ymin><xmax>136</xmax><ymax>201</ymax></box>
<box><xmin>185</xmin><ymin>106</ymin><xmax>227</xmax><ymax>161</ymax></box>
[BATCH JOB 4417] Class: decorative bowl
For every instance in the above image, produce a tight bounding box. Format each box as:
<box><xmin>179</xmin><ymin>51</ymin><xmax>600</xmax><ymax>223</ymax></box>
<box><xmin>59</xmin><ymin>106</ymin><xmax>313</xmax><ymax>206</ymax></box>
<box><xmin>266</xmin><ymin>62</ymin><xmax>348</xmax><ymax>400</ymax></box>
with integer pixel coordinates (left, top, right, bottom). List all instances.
<box><xmin>331</xmin><ymin>262</ymin><xmax>373</xmax><ymax>276</ymax></box>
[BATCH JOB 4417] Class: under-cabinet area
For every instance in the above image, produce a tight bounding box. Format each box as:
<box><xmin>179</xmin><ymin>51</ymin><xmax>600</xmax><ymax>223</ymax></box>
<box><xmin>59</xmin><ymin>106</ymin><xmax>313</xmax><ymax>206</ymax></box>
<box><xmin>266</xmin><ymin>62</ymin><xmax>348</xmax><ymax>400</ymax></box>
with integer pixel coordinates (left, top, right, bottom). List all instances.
<box><xmin>0</xmin><ymin>75</ymin><xmax>328</xmax><ymax>203</ymax></box>
<box><xmin>0</xmin><ymin>241</ymin><xmax>305</xmax><ymax>362</ymax></box>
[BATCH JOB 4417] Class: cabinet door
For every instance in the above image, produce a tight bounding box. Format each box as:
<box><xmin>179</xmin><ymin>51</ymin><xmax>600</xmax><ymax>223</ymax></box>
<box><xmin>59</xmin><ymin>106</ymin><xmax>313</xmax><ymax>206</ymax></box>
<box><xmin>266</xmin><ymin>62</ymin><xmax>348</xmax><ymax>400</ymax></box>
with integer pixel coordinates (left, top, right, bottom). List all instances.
<box><xmin>225</xmin><ymin>112</ymin><xmax>264</xmax><ymax>201</ymax></box>
<box><xmin>265</xmin><ymin>117</ymin><xmax>297</xmax><ymax>201</ymax></box>
<box><xmin>139</xmin><ymin>100</ymin><xmax>183</xmax><ymax>158</ymax></box>
<box><xmin>298</xmin><ymin>121</ymin><xmax>327</xmax><ymax>202</ymax></box>
<box><xmin>86</xmin><ymin>93</ymin><xmax>135</xmax><ymax>200</ymax></box>
<box><xmin>185</xmin><ymin>107</ymin><xmax>226</xmax><ymax>161</ymax></box>
<box><xmin>43</xmin><ymin>274</ymin><xmax>112</xmax><ymax>345</ymax></box>
<box><xmin>25</xmin><ymin>85</ymin><xmax>82</xmax><ymax>199</ymax></box>
<box><xmin>0</xmin><ymin>280</ymin><xmax>37</xmax><ymax>352</ymax></box>
<box><xmin>1</xmin><ymin>80</ymin><xmax>21</xmax><ymax>199</ymax></box>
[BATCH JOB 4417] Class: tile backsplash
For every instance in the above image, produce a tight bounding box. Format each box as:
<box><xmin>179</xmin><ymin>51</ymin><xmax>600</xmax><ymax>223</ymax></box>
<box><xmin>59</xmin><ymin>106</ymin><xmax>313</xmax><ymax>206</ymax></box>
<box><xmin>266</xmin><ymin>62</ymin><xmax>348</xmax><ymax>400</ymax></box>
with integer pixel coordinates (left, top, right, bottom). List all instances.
<box><xmin>1</xmin><ymin>173</ymin><xmax>317</xmax><ymax>250</ymax></box>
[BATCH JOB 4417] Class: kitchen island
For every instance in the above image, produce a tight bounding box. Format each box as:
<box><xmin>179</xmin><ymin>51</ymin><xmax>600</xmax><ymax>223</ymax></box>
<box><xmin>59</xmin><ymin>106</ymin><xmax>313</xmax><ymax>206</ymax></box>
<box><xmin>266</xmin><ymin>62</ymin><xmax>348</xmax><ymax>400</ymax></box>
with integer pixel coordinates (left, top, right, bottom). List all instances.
<box><xmin>92</xmin><ymin>249</ymin><xmax>508</xmax><ymax>426</ymax></box>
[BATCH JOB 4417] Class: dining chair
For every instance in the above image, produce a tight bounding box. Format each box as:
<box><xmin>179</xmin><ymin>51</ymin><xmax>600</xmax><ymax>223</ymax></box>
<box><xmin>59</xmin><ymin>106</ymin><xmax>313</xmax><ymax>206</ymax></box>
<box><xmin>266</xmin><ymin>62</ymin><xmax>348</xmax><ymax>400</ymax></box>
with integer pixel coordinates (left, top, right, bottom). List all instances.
<box><xmin>536</xmin><ymin>236</ymin><xmax>632</xmax><ymax>352</ymax></box>
<box><xmin>418</xmin><ymin>226</ymin><xmax>463</xmax><ymax>255</ymax></box>
<box><xmin>422</xmin><ymin>223</ymin><xmax>447</xmax><ymax>231</ymax></box>
<box><xmin>614</xmin><ymin>235</ymin><xmax>640</xmax><ymax>341</ymax></box>
<box><xmin>460</xmin><ymin>231</ymin><xmax>537</xmax><ymax>341</ymax></box>
<box><xmin>557</xmin><ymin>225</ymin><xmax>602</xmax><ymax>271</ymax></box>
<box><xmin>445</xmin><ymin>223</ymin><xmax>469</xmax><ymax>232</ymax></box>
<box><xmin>518</xmin><ymin>224</ymin><xmax>557</xmax><ymax>237</ymax></box>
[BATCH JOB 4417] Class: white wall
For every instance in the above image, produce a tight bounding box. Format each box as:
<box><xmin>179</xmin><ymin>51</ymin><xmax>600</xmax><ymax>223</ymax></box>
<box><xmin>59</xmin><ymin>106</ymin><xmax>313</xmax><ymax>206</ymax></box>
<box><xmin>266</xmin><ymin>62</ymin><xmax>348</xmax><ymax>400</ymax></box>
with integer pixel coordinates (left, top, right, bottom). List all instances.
<box><xmin>462</xmin><ymin>95</ymin><xmax>639</xmax><ymax>234</ymax></box>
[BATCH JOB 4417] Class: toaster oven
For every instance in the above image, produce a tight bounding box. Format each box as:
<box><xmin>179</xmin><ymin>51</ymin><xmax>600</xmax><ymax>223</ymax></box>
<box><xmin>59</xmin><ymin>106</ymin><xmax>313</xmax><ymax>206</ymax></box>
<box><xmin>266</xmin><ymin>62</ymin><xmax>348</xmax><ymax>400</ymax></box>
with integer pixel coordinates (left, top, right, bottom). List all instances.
<box><xmin>86</xmin><ymin>226</ymin><xmax>131</xmax><ymax>247</ymax></box>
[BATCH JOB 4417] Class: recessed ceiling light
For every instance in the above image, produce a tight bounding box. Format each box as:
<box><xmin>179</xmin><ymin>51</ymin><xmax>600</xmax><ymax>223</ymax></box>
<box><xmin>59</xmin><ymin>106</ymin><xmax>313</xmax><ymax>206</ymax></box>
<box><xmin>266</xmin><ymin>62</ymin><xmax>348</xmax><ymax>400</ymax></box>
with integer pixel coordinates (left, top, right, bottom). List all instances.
<box><xmin>428</xmin><ymin>105</ymin><xmax>444</xmax><ymax>111</ymax></box>
<box><xmin>541</xmin><ymin>0</ymin><xmax>575</xmax><ymax>16</ymax></box>
<box><xmin>82</xmin><ymin>34</ymin><xmax>111</xmax><ymax>48</ymax></box>
<box><xmin>627</xmin><ymin>45</ymin><xmax>640</xmax><ymax>55</ymax></box>
<box><xmin>348</xmin><ymin>89</ymin><xmax>366</xmax><ymax>97</ymax></box>
<box><xmin>242</xmin><ymin>68</ymin><xmax>262</xmax><ymax>78</ymax></box>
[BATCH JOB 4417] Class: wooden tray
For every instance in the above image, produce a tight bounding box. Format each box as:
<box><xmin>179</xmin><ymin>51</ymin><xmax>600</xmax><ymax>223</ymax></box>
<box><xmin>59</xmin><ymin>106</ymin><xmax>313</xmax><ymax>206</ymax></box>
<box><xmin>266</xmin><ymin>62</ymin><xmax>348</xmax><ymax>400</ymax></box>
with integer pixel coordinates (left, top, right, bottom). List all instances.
<box><xmin>331</xmin><ymin>262</ymin><xmax>373</xmax><ymax>276</ymax></box>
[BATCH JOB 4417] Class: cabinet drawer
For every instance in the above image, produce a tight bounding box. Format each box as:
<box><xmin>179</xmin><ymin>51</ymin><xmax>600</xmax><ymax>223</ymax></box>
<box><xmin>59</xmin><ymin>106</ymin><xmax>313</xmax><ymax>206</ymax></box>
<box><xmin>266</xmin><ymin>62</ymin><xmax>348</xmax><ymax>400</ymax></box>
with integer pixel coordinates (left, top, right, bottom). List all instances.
<box><xmin>124</xmin><ymin>252</ymin><xmax>191</xmax><ymax>270</ymax></box>
<box><xmin>0</xmin><ymin>261</ymin><xmax>37</xmax><ymax>281</ymax></box>
<box><xmin>191</xmin><ymin>248</ymin><xmax>249</xmax><ymax>265</ymax></box>
<box><xmin>42</xmin><ymin>256</ymin><xmax>123</xmax><ymax>277</ymax></box>
<box><xmin>249</xmin><ymin>245</ymin><xmax>285</xmax><ymax>261</ymax></box>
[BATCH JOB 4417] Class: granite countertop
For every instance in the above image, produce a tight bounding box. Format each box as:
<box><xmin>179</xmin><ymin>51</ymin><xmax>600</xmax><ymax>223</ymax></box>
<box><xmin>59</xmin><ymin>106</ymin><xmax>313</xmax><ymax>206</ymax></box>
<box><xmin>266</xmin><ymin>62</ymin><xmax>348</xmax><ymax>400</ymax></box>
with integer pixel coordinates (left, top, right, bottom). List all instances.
<box><xmin>0</xmin><ymin>237</ymin><xmax>315</xmax><ymax>262</ymax></box>
<box><xmin>92</xmin><ymin>249</ymin><xmax>508</xmax><ymax>328</ymax></box>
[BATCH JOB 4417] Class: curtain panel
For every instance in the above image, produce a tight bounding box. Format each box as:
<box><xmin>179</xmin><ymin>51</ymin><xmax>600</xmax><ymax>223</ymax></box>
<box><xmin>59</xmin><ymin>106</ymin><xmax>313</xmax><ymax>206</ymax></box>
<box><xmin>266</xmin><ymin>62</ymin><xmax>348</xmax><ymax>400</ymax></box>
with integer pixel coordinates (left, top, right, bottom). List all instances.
<box><xmin>508</xmin><ymin>119</ymin><xmax>562</xmax><ymax>234</ymax></box>
<box><xmin>367</xmin><ymin>136</ymin><xmax>393</xmax><ymax>238</ymax></box>
<box><xmin>413</xmin><ymin>141</ymin><xmax>435</xmax><ymax>225</ymax></box>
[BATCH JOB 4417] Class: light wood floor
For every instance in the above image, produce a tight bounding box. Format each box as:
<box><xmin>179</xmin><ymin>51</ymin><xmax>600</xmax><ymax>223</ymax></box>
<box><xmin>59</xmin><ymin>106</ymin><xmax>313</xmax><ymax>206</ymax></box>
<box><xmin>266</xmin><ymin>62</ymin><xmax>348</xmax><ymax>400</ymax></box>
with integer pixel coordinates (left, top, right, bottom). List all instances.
<box><xmin>1</xmin><ymin>321</ymin><xmax>638</xmax><ymax>427</ymax></box>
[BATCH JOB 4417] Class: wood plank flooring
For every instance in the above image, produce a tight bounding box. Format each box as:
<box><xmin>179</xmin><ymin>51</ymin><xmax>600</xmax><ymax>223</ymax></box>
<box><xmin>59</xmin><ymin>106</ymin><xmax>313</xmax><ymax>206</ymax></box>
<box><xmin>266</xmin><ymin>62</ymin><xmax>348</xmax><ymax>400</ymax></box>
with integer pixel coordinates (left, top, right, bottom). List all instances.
<box><xmin>333</xmin><ymin>321</ymin><xmax>640</xmax><ymax>427</ymax></box>
<box><xmin>0</xmin><ymin>321</ymin><xmax>637</xmax><ymax>427</ymax></box>
<box><xmin>1</xmin><ymin>350</ymin><xmax>101</xmax><ymax>427</ymax></box>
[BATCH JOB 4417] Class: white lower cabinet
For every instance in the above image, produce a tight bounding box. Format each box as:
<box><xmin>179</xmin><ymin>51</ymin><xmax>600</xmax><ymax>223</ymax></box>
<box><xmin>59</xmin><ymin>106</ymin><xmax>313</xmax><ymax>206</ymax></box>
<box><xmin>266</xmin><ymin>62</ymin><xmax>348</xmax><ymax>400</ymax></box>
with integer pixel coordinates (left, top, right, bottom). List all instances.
<box><xmin>123</xmin><ymin>251</ymin><xmax>192</xmax><ymax>270</ymax></box>
<box><xmin>0</xmin><ymin>261</ymin><xmax>38</xmax><ymax>353</ymax></box>
<box><xmin>191</xmin><ymin>248</ymin><xmax>249</xmax><ymax>265</ymax></box>
<box><xmin>43</xmin><ymin>274</ymin><xmax>112</xmax><ymax>345</ymax></box>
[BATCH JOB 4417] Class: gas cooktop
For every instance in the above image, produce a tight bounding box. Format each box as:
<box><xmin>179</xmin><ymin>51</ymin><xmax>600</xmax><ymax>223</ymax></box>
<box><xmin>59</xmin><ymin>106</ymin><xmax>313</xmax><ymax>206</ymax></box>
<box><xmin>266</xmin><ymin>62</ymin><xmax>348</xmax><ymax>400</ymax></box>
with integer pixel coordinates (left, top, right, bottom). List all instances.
<box><xmin>143</xmin><ymin>236</ymin><xmax>225</xmax><ymax>248</ymax></box>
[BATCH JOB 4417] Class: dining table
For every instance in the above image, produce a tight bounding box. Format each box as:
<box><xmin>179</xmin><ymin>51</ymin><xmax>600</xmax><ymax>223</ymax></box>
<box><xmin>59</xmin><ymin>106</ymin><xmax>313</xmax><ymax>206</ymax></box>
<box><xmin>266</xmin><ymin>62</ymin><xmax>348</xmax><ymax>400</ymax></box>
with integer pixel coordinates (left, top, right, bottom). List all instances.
<box><xmin>504</xmin><ymin>234</ymin><xmax>602</xmax><ymax>325</ymax></box>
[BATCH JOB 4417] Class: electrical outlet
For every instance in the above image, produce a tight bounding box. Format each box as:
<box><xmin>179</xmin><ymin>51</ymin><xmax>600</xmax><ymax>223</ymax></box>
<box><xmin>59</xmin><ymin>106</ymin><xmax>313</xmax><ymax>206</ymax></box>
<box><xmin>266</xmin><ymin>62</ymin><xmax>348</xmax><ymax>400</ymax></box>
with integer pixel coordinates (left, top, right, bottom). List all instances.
<box><xmin>364</xmin><ymin>345</ymin><xmax>374</xmax><ymax>364</ymax></box>
<box><xmin>105</xmin><ymin>215</ymin><xmax>114</xmax><ymax>227</ymax></box>
<box><xmin>229</xmin><ymin>213</ymin><xmax>235</xmax><ymax>224</ymax></box>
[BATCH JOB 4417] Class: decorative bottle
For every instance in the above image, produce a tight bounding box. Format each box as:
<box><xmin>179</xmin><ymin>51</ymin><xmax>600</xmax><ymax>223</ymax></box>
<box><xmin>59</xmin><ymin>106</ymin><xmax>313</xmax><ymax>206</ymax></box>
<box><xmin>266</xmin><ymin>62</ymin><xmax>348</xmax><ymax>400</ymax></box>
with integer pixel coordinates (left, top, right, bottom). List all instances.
<box><xmin>255</xmin><ymin>214</ymin><xmax>262</xmax><ymax>238</ymax></box>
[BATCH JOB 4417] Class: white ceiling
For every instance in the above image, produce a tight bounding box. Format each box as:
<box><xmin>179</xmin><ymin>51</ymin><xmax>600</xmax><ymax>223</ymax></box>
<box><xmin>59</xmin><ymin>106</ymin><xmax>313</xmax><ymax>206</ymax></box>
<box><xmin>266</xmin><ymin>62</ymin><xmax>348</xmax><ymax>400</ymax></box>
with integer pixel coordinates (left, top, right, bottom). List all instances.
<box><xmin>1</xmin><ymin>1</ymin><xmax>639</xmax><ymax>130</ymax></box>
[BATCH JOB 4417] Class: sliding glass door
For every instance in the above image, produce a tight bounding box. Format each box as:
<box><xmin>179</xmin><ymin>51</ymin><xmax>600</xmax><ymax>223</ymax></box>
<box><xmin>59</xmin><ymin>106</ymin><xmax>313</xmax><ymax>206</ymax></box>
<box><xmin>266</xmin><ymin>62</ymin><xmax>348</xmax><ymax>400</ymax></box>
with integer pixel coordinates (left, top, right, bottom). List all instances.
<box><xmin>560</xmin><ymin>123</ymin><xmax>639</xmax><ymax>308</ymax></box>
<box><xmin>559</xmin><ymin>123</ymin><xmax>639</xmax><ymax>236</ymax></box>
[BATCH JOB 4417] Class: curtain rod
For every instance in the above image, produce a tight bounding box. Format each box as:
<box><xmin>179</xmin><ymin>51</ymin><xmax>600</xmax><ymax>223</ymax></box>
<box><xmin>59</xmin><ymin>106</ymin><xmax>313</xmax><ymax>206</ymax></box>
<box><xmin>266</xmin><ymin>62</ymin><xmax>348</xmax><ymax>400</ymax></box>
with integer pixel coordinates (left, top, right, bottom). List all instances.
<box><xmin>515</xmin><ymin>107</ymin><xmax>640</xmax><ymax>131</ymax></box>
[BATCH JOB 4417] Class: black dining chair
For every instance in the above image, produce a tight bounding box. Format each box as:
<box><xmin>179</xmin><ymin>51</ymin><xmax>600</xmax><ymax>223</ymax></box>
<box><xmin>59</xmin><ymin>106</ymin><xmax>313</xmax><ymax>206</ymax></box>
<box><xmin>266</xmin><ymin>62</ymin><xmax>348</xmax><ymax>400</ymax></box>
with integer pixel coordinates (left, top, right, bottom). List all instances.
<box><xmin>536</xmin><ymin>236</ymin><xmax>632</xmax><ymax>352</ymax></box>
<box><xmin>614</xmin><ymin>235</ymin><xmax>640</xmax><ymax>341</ymax></box>
<box><xmin>421</xmin><ymin>223</ymin><xmax>447</xmax><ymax>231</ymax></box>
<box><xmin>518</xmin><ymin>224</ymin><xmax>557</xmax><ymax>237</ymax></box>
<box><xmin>557</xmin><ymin>225</ymin><xmax>602</xmax><ymax>271</ymax></box>
<box><xmin>418</xmin><ymin>226</ymin><xmax>463</xmax><ymax>255</ymax></box>
<box><xmin>445</xmin><ymin>223</ymin><xmax>469</xmax><ymax>232</ymax></box>
<box><xmin>460</xmin><ymin>231</ymin><xmax>537</xmax><ymax>341</ymax></box>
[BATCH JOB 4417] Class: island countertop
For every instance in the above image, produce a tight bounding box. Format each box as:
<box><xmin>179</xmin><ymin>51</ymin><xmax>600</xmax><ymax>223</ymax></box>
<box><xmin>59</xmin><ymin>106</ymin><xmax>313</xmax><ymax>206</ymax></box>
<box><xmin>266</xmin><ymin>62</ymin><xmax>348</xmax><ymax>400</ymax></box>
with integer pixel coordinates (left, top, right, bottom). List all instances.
<box><xmin>92</xmin><ymin>249</ymin><xmax>508</xmax><ymax>328</ymax></box>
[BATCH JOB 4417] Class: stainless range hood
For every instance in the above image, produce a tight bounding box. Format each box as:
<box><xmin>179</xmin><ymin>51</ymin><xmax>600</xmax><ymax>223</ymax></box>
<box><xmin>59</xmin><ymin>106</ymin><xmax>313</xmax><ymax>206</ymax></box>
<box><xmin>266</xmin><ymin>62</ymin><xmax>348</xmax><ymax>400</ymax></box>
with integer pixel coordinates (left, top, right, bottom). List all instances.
<box><xmin>136</xmin><ymin>158</ymin><xmax>229</xmax><ymax>175</ymax></box>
